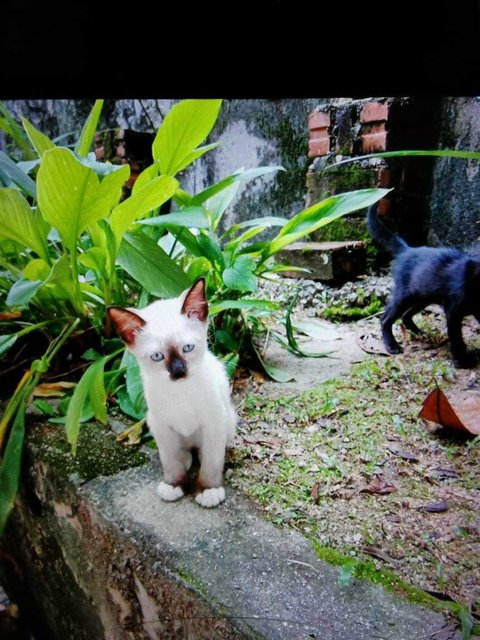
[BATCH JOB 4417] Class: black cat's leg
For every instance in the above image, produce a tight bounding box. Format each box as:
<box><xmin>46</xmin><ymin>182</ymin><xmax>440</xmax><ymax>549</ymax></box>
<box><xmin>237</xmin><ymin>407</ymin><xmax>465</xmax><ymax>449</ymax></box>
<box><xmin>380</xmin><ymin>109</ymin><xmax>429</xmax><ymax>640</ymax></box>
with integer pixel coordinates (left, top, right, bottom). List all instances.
<box><xmin>445</xmin><ymin>307</ymin><xmax>475</xmax><ymax>368</ymax></box>
<box><xmin>381</xmin><ymin>297</ymin><xmax>414</xmax><ymax>354</ymax></box>
<box><xmin>401</xmin><ymin>306</ymin><xmax>424</xmax><ymax>335</ymax></box>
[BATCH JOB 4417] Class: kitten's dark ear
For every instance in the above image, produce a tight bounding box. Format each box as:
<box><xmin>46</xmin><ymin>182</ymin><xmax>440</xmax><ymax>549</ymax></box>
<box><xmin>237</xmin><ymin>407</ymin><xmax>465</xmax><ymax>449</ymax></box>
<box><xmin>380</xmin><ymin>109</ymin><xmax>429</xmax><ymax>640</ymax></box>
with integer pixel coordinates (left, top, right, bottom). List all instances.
<box><xmin>107</xmin><ymin>307</ymin><xmax>146</xmax><ymax>345</ymax></box>
<box><xmin>181</xmin><ymin>278</ymin><xmax>208</xmax><ymax>322</ymax></box>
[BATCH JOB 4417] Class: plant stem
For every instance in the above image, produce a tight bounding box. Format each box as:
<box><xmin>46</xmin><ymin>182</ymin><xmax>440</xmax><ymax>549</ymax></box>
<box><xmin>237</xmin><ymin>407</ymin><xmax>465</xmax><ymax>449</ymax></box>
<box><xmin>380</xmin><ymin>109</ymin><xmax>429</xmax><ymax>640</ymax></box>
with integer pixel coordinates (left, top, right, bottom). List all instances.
<box><xmin>0</xmin><ymin>318</ymin><xmax>80</xmax><ymax>453</ymax></box>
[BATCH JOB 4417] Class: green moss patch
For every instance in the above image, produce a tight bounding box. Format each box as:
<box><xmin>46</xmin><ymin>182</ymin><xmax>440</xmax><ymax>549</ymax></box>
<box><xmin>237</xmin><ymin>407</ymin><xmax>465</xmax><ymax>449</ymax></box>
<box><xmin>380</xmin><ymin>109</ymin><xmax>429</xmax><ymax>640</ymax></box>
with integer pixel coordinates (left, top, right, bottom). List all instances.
<box><xmin>28</xmin><ymin>419</ymin><xmax>148</xmax><ymax>481</ymax></box>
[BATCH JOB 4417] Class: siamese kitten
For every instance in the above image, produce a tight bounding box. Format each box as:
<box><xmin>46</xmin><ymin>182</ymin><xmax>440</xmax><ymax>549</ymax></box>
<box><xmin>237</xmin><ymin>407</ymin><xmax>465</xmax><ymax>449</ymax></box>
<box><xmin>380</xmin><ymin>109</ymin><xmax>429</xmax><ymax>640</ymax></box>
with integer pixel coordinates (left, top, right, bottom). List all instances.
<box><xmin>367</xmin><ymin>203</ymin><xmax>480</xmax><ymax>368</ymax></box>
<box><xmin>108</xmin><ymin>278</ymin><xmax>236</xmax><ymax>508</ymax></box>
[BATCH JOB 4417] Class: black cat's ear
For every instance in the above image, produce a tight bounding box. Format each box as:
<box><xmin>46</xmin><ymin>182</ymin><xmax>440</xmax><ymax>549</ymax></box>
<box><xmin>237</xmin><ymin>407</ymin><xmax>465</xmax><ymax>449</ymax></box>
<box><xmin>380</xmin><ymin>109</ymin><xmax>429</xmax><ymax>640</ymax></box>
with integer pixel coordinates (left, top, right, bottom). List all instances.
<box><xmin>181</xmin><ymin>278</ymin><xmax>208</xmax><ymax>322</ymax></box>
<box><xmin>107</xmin><ymin>307</ymin><xmax>145</xmax><ymax>345</ymax></box>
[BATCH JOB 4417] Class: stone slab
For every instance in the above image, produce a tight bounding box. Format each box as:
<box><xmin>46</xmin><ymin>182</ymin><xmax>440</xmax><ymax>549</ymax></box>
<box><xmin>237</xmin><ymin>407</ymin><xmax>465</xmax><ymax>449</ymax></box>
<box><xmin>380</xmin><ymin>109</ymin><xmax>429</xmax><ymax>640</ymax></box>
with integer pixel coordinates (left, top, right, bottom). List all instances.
<box><xmin>276</xmin><ymin>241</ymin><xmax>367</xmax><ymax>282</ymax></box>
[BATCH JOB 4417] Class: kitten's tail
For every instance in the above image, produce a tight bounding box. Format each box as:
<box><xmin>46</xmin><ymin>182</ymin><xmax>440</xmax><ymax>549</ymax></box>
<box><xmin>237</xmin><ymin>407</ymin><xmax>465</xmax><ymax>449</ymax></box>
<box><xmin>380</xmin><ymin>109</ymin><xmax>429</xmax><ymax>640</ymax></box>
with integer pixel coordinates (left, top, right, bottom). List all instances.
<box><xmin>367</xmin><ymin>203</ymin><xmax>408</xmax><ymax>255</ymax></box>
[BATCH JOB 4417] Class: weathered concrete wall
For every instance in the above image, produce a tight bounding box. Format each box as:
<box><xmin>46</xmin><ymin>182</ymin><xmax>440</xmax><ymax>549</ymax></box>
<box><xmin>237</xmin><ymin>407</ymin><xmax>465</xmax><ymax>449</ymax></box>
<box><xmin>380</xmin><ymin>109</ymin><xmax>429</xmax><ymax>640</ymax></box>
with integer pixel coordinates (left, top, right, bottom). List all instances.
<box><xmin>0</xmin><ymin>98</ymin><xmax>326</xmax><ymax>226</ymax></box>
<box><xmin>429</xmin><ymin>97</ymin><xmax>480</xmax><ymax>249</ymax></box>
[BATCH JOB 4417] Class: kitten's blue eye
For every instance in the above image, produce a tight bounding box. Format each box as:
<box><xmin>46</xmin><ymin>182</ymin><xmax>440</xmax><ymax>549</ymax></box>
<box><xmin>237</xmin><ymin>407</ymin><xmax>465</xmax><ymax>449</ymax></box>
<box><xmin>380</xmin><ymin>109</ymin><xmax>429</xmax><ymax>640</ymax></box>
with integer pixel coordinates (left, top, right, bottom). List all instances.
<box><xmin>150</xmin><ymin>352</ymin><xmax>164</xmax><ymax>362</ymax></box>
<box><xmin>182</xmin><ymin>344</ymin><xmax>194</xmax><ymax>353</ymax></box>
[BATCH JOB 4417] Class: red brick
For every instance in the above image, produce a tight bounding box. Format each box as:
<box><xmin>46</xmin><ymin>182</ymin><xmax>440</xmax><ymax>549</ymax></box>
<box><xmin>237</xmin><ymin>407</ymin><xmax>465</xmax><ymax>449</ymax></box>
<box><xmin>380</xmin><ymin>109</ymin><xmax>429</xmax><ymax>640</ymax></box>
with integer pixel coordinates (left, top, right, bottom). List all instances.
<box><xmin>360</xmin><ymin>101</ymin><xmax>388</xmax><ymax>124</ymax></box>
<box><xmin>377</xmin><ymin>198</ymin><xmax>391</xmax><ymax>216</ymax></box>
<box><xmin>308</xmin><ymin>111</ymin><xmax>330</xmax><ymax>129</ymax></box>
<box><xmin>361</xmin><ymin>123</ymin><xmax>387</xmax><ymax>153</ymax></box>
<box><xmin>378</xmin><ymin>167</ymin><xmax>391</xmax><ymax>187</ymax></box>
<box><xmin>308</xmin><ymin>136</ymin><xmax>330</xmax><ymax>157</ymax></box>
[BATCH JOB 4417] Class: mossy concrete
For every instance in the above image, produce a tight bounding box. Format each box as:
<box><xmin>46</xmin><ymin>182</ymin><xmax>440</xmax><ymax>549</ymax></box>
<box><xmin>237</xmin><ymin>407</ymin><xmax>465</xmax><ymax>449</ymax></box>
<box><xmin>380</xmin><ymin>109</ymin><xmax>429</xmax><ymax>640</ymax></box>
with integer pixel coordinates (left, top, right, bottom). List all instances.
<box><xmin>0</xmin><ymin>413</ymin><xmax>460</xmax><ymax>640</ymax></box>
<box><xmin>276</xmin><ymin>240</ymin><xmax>367</xmax><ymax>282</ymax></box>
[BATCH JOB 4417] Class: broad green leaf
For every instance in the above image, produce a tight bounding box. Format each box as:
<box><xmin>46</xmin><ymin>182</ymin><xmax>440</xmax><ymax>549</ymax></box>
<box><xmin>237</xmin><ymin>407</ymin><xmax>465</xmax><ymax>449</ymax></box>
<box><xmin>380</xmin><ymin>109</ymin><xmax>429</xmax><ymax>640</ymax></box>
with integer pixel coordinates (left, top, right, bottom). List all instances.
<box><xmin>191</xmin><ymin>166</ymin><xmax>284</xmax><ymax>206</ymax></box>
<box><xmin>23</xmin><ymin>258</ymin><xmax>51</xmax><ymax>281</ymax></box>
<box><xmin>21</xmin><ymin>117</ymin><xmax>56</xmax><ymax>157</ymax></box>
<box><xmin>171</xmin><ymin>142</ymin><xmax>219</xmax><ymax>176</ymax></box>
<box><xmin>110</xmin><ymin>174</ymin><xmax>178</xmax><ymax>246</ymax></box>
<box><xmin>116</xmin><ymin>388</ymin><xmax>143</xmax><ymax>420</ymax></box>
<box><xmin>262</xmin><ymin>265</ymin><xmax>310</xmax><ymax>275</ymax></box>
<box><xmin>0</xmin><ymin>334</ymin><xmax>17</xmax><ymax>357</ymax></box>
<box><xmin>152</xmin><ymin>99</ymin><xmax>222</xmax><ymax>176</ymax></box>
<box><xmin>0</xmin><ymin>408</ymin><xmax>25</xmax><ymax>536</ymax></box>
<box><xmin>209</xmin><ymin>298</ymin><xmax>279</xmax><ymax>316</ymax></box>
<box><xmin>43</xmin><ymin>255</ymin><xmax>79</xmax><ymax>302</ymax></box>
<box><xmin>117</xmin><ymin>231</ymin><xmax>191</xmax><ymax>298</ymax></box>
<box><xmin>266</xmin><ymin>188</ymin><xmax>391</xmax><ymax>256</ymax></box>
<box><xmin>65</xmin><ymin>357</ymin><xmax>107</xmax><ymax>455</ymax></box>
<box><xmin>78</xmin><ymin>247</ymin><xmax>107</xmax><ymax>275</ymax></box>
<box><xmin>79</xmin><ymin>154</ymin><xmax>128</xmax><ymax>177</ymax></box>
<box><xmin>75</xmin><ymin>99</ymin><xmax>104</xmax><ymax>158</ymax></box>
<box><xmin>225</xmin><ymin>226</ymin><xmax>271</xmax><ymax>251</ymax></box>
<box><xmin>206</xmin><ymin>180</ymin><xmax>241</xmax><ymax>229</ymax></box>
<box><xmin>139</xmin><ymin>206</ymin><xmax>209</xmax><ymax>229</ymax></box>
<box><xmin>26</xmin><ymin>255</ymin><xmax>83</xmax><ymax>316</ymax></box>
<box><xmin>236</xmin><ymin>241</ymin><xmax>269</xmax><ymax>256</ymax></box>
<box><xmin>38</xmin><ymin>148</ymin><xmax>121</xmax><ymax>255</ymax></box>
<box><xmin>0</xmin><ymin>189</ymin><xmax>50</xmax><ymax>260</ymax></box>
<box><xmin>222</xmin><ymin>255</ymin><xmax>257</xmax><ymax>292</ymax></box>
<box><xmin>250</xmin><ymin>339</ymin><xmax>295</xmax><ymax>383</ymax></box>
<box><xmin>6</xmin><ymin>278</ymin><xmax>43</xmax><ymax>306</ymax></box>
<box><xmin>186</xmin><ymin>257</ymin><xmax>211</xmax><ymax>281</ymax></box>
<box><xmin>158</xmin><ymin>231</ymin><xmax>186</xmax><ymax>259</ymax></box>
<box><xmin>0</xmin><ymin>151</ymin><xmax>37</xmax><ymax>198</ymax></box>
<box><xmin>283</xmin><ymin>292</ymin><xmax>333</xmax><ymax>358</ymax></box>
<box><xmin>0</xmin><ymin>101</ymin><xmax>35</xmax><ymax>160</ymax></box>
<box><xmin>119</xmin><ymin>350</ymin><xmax>146</xmax><ymax>419</ymax></box>
<box><xmin>197</xmin><ymin>234</ymin><xmax>224</xmax><ymax>267</ymax></box>
<box><xmin>219</xmin><ymin>353</ymin><xmax>239</xmax><ymax>380</ymax></box>
<box><xmin>168</xmin><ymin>227</ymin><xmax>203</xmax><ymax>256</ymax></box>
<box><xmin>226</xmin><ymin>215</ymin><xmax>287</xmax><ymax>232</ymax></box>
<box><xmin>173</xmin><ymin>188</ymin><xmax>194</xmax><ymax>207</ymax></box>
<box><xmin>17</xmin><ymin>159</ymin><xmax>40</xmax><ymax>173</ymax></box>
<box><xmin>327</xmin><ymin>149</ymin><xmax>480</xmax><ymax>168</ymax></box>
<box><xmin>132</xmin><ymin>163</ymin><xmax>159</xmax><ymax>194</ymax></box>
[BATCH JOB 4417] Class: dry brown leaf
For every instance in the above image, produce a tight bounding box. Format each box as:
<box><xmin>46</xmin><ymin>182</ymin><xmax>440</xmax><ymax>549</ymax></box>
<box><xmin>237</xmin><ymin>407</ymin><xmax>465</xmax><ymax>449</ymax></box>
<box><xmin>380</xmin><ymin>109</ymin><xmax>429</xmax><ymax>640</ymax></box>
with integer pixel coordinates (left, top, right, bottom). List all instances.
<box><xmin>116</xmin><ymin>419</ymin><xmax>145</xmax><ymax>446</ymax></box>
<box><xmin>419</xmin><ymin>386</ymin><xmax>480</xmax><ymax>435</ymax></box>
<box><xmin>430</xmin><ymin>621</ymin><xmax>460</xmax><ymax>640</ymax></box>
<box><xmin>361</xmin><ymin>545</ymin><xmax>399</xmax><ymax>566</ymax></box>
<box><xmin>243</xmin><ymin>435</ymin><xmax>281</xmax><ymax>449</ymax></box>
<box><xmin>387</xmin><ymin>445</ymin><xmax>419</xmax><ymax>462</ymax></box>
<box><xmin>417</xmin><ymin>500</ymin><xmax>449</xmax><ymax>513</ymax></box>
<box><xmin>33</xmin><ymin>381</ymin><xmax>76</xmax><ymax>397</ymax></box>
<box><xmin>0</xmin><ymin>311</ymin><xmax>21</xmax><ymax>321</ymax></box>
<box><xmin>252</xmin><ymin>370</ymin><xmax>265</xmax><ymax>384</ymax></box>
<box><xmin>311</xmin><ymin>482</ymin><xmax>321</xmax><ymax>502</ymax></box>
<box><xmin>360</xmin><ymin>473</ymin><xmax>398</xmax><ymax>495</ymax></box>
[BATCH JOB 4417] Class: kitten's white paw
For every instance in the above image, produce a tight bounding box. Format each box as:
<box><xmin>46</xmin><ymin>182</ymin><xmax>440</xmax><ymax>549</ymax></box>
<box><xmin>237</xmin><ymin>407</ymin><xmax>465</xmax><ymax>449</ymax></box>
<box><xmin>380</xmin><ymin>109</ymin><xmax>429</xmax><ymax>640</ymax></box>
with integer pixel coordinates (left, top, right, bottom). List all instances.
<box><xmin>195</xmin><ymin>487</ymin><xmax>225</xmax><ymax>508</ymax></box>
<box><xmin>157</xmin><ymin>481</ymin><xmax>184</xmax><ymax>502</ymax></box>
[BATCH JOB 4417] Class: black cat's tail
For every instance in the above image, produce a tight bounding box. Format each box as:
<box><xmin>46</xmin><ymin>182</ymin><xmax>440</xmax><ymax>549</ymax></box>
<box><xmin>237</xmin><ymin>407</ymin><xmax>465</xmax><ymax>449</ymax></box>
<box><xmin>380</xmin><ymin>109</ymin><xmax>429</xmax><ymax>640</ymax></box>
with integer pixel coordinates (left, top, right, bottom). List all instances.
<box><xmin>367</xmin><ymin>203</ymin><xmax>408</xmax><ymax>255</ymax></box>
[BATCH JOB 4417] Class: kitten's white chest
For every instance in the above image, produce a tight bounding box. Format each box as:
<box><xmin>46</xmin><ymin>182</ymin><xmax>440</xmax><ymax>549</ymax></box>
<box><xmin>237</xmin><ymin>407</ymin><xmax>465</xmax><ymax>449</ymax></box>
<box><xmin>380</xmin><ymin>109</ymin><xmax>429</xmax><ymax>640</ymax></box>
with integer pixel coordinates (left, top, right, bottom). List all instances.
<box><xmin>143</xmin><ymin>368</ymin><xmax>224</xmax><ymax>438</ymax></box>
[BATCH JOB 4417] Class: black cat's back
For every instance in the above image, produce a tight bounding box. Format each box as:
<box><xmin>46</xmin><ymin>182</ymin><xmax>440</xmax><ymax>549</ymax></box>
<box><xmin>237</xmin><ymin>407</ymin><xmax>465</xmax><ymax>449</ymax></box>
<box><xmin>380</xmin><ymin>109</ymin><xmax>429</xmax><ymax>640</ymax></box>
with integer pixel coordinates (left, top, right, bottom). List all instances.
<box><xmin>391</xmin><ymin>245</ymin><xmax>468</xmax><ymax>302</ymax></box>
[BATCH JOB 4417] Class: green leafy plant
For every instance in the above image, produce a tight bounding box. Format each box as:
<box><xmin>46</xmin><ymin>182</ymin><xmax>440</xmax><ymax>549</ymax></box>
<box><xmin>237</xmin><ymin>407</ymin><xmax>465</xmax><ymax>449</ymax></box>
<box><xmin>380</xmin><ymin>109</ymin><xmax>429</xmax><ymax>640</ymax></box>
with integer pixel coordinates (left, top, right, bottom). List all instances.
<box><xmin>0</xmin><ymin>319</ymin><xmax>79</xmax><ymax>536</ymax></box>
<box><xmin>0</xmin><ymin>98</ymin><xmax>389</xmax><ymax>461</ymax></box>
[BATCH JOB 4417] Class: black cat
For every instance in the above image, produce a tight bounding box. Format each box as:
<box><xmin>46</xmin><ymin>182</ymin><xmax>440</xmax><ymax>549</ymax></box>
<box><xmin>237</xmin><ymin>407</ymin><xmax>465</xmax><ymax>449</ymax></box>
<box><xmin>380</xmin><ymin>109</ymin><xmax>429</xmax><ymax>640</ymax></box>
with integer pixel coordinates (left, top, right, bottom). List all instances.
<box><xmin>367</xmin><ymin>203</ymin><xmax>480</xmax><ymax>368</ymax></box>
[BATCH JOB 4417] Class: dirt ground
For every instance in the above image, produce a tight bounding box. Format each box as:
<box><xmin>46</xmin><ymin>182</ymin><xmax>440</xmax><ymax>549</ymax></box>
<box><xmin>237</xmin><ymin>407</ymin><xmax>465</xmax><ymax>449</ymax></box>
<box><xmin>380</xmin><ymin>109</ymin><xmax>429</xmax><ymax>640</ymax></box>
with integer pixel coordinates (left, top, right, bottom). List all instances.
<box><xmin>230</xmin><ymin>307</ymin><xmax>480</xmax><ymax>628</ymax></box>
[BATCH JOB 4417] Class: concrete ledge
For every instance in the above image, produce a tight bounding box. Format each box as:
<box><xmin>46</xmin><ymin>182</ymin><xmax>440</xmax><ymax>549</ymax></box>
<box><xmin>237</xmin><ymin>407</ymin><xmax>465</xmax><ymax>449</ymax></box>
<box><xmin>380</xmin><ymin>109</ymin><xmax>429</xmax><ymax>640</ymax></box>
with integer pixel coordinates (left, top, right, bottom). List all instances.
<box><xmin>0</xmin><ymin>420</ymin><xmax>457</xmax><ymax>640</ymax></box>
